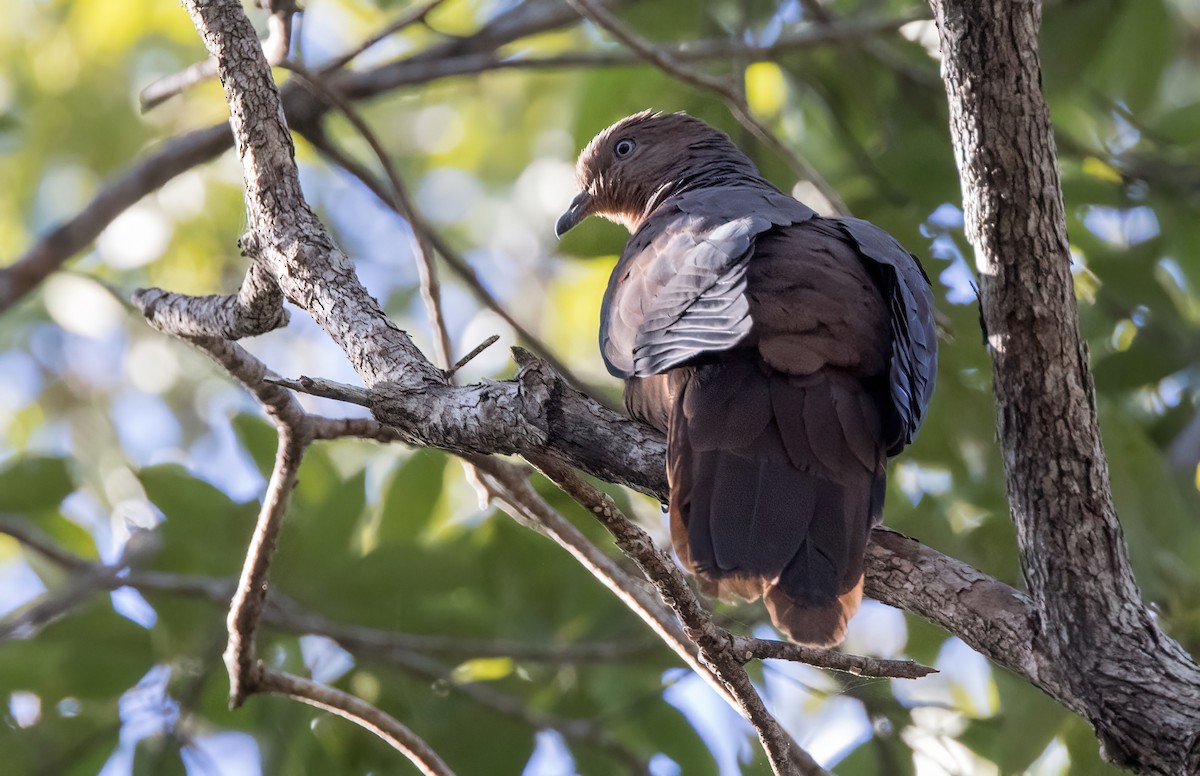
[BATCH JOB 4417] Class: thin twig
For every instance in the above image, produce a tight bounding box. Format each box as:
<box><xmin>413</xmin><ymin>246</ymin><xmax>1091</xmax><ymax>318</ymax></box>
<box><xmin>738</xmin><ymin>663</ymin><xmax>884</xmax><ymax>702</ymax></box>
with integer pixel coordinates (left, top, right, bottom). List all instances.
<box><xmin>224</xmin><ymin>425</ymin><xmax>308</xmax><ymax>706</ymax></box>
<box><xmin>731</xmin><ymin>636</ymin><xmax>936</xmax><ymax>679</ymax></box>
<box><xmin>0</xmin><ymin>530</ymin><xmax>157</xmax><ymax>642</ymax></box>
<box><xmin>307</xmin><ymin>414</ymin><xmax>408</xmax><ymax>442</ymax></box>
<box><xmin>567</xmin><ymin>0</ymin><xmax>848</xmax><ymax>216</ymax></box>
<box><xmin>139</xmin><ymin>58</ymin><xmax>222</xmax><ymax>112</ymax></box>
<box><xmin>0</xmin><ymin>515</ymin><xmax>93</xmax><ymax>573</ymax></box>
<box><xmin>134</xmin><ymin>261</ymin><xmax>289</xmax><ymax>341</ymax></box>
<box><xmin>320</xmin><ymin>0</ymin><xmax>451</xmax><ymax>74</ymax></box>
<box><xmin>446</xmin><ymin>334</ymin><xmax>499</xmax><ymax>376</ymax></box>
<box><xmin>264</xmin><ymin>374</ymin><xmax>372</xmax><ymax>407</ymax></box>
<box><xmin>263</xmin><ymin>0</ymin><xmax>297</xmax><ymax>64</ymax></box>
<box><xmin>259</xmin><ymin>670</ymin><xmax>455</xmax><ymax>776</ymax></box>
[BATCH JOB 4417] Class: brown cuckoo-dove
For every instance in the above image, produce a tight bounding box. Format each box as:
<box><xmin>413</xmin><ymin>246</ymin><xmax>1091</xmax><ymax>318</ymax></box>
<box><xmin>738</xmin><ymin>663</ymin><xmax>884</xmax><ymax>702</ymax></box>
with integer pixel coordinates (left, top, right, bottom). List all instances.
<box><xmin>556</xmin><ymin>111</ymin><xmax>937</xmax><ymax>646</ymax></box>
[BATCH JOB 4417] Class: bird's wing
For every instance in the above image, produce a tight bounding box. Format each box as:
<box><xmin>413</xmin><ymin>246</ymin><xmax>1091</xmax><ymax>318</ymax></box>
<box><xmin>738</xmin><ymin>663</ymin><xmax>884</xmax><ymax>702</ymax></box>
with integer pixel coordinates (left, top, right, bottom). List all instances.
<box><xmin>830</xmin><ymin>217</ymin><xmax>938</xmax><ymax>452</ymax></box>
<box><xmin>600</xmin><ymin>186</ymin><xmax>814</xmax><ymax>378</ymax></box>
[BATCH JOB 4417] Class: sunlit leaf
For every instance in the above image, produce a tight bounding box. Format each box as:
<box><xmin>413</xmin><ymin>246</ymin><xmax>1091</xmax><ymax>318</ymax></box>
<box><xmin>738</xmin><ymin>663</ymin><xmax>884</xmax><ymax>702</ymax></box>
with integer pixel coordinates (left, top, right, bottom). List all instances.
<box><xmin>451</xmin><ymin>656</ymin><xmax>514</xmax><ymax>683</ymax></box>
<box><xmin>745</xmin><ymin>62</ymin><xmax>787</xmax><ymax>117</ymax></box>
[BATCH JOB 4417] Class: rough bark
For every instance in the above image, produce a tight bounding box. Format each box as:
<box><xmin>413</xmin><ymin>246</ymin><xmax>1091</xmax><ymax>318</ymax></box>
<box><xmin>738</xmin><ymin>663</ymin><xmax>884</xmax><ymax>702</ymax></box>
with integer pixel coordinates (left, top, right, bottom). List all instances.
<box><xmin>929</xmin><ymin>1</ymin><xmax>1200</xmax><ymax>772</ymax></box>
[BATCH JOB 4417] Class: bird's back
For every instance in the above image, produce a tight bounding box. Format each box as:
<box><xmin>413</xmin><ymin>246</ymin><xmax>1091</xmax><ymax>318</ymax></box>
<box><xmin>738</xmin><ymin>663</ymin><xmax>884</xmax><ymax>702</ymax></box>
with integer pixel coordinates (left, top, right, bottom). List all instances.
<box><xmin>622</xmin><ymin>217</ymin><xmax>894</xmax><ymax>645</ymax></box>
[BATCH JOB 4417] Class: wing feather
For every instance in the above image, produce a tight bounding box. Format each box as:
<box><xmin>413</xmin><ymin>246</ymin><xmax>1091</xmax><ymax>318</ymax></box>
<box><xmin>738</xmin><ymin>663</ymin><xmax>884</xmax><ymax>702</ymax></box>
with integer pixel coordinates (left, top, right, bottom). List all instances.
<box><xmin>600</xmin><ymin>187</ymin><xmax>814</xmax><ymax>378</ymax></box>
<box><xmin>830</xmin><ymin>218</ymin><xmax>938</xmax><ymax>452</ymax></box>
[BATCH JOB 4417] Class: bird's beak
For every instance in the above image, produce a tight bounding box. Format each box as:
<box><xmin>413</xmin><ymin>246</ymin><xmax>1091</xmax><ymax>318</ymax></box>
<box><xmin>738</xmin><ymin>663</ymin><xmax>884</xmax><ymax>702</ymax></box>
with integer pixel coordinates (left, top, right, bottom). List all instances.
<box><xmin>555</xmin><ymin>191</ymin><xmax>594</xmax><ymax>238</ymax></box>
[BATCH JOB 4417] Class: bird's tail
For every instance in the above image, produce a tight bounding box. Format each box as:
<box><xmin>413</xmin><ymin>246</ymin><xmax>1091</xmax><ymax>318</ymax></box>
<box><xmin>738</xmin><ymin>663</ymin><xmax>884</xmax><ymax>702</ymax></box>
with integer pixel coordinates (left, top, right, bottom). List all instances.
<box><xmin>667</xmin><ymin>357</ymin><xmax>885</xmax><ymax>647</ymax></box>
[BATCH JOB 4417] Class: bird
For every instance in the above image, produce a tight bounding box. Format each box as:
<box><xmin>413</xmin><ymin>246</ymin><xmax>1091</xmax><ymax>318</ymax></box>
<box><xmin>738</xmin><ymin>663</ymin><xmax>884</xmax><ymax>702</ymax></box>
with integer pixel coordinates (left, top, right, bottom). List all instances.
<box><xmin>554</xmin><ymin>111</ymin><xmax>937</xmax><ymax>647</ymax></box>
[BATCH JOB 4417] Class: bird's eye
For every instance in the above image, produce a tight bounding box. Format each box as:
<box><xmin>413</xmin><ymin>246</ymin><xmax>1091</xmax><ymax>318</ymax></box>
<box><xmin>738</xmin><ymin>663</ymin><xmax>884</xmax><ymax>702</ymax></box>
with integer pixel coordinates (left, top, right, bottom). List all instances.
<box><xmin>614</xmin><ymin>138</ymin><xmax>635</xmax><ymax>159</ymax></box>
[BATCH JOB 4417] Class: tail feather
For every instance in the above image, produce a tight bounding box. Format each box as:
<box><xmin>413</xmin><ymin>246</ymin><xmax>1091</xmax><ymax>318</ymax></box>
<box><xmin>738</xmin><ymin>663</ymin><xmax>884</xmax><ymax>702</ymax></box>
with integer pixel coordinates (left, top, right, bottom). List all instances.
<box><xmin>666</xmin><ymin>356</ymin><xmax>885</xmax><ymax>646</ymax></box>
<box><xmin>766</xmin><ymin>576</ymin><xmax>865</xmax><ymax>648</ymax></box>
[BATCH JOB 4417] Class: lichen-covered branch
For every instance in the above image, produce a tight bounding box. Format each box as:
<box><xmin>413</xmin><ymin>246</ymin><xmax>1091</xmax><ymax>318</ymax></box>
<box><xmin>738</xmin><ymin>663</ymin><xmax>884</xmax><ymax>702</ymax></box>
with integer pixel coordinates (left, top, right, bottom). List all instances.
<box><xmin>135</xmin><ymin>261</ymin><xmax>288</xmax><ymax>340</ymax></box>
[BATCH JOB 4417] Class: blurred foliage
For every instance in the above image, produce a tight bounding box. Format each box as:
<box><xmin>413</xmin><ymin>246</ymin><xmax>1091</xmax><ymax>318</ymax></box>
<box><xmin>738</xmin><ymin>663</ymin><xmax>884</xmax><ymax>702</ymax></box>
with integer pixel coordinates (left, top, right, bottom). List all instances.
<box><xmin>1</xmin><ymin>0</ymin><xmax>1198</xmax><ymax>773</ymax></box>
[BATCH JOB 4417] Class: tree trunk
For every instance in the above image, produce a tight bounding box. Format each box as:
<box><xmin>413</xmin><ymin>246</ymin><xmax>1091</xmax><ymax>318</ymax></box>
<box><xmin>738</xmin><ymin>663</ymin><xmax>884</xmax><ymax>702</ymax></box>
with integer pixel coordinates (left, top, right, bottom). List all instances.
<box><xmin>928</xmin><ymin>1</ymin><xmax>1200</xmax><ymax>772</ymax></box>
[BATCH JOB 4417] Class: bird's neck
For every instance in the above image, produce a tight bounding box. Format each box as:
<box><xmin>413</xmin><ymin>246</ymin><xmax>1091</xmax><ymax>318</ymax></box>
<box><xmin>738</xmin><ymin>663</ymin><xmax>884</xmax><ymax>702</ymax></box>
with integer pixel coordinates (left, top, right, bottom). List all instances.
<box><xmin>638</xmin><ymin>161</ymin><xmax>774</xmax><ymax>225</ymax></box>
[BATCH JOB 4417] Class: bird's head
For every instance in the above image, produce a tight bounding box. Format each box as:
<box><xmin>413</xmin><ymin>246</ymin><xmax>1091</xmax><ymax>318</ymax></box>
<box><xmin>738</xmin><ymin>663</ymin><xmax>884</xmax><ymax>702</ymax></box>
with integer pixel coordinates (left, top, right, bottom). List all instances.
<box><xmin>555</xmin><ymin>110</ymin><xmax>759</xmax><ymax>237</ymax></box>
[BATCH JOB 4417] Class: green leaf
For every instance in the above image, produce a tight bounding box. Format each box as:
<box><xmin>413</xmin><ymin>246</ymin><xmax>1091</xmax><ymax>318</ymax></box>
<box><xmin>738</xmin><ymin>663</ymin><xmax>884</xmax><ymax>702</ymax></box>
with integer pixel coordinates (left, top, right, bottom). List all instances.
<box><xmin>0</xmin><ymin>700</ymin><xmax>119</xmax><ymax>776</ymax></box>
<box><xmin>1098</xmin><ymin>401</ymin><xmax>1200</xmax><ymax>603</ymax></box>
<box><xmin>273</xmin><ymin>468</ymin><xmax>368</xmax><ymax>601</ymax></box>
<box><xmin>959</xmin><ymin>670</ymin><xmax>1066</xmax><ymax>774</ymax></box>
<box><xmin>0</xmin><ymin>456</ymin><xmax>72</xmax><ymax>513</ymax></box>
<box><xmin>1155</xmin><ymin>102</ymin><xmax>1200</xmax><ymax>146</ymax></box>
<box><xmin>1061</xmin><ymin>715</ymin><xmax>1125</xmax><ymax>775</ymax></box>
<box><xmin>1092</xmin><ymin>0</ymin><xmax>1174</xmax><ymax>112</ymax></box>
<box><xmin>0</xmin><ymin>599</ymin><xmax>154</xmax><ymax>700</ymax></box>
<box><xmin>230</xmin><ymin>412</ymin><xmax>278</xmax><ymax>477</ymax></box>
<box><xmin>375</xmin><ymin>449</ymin><xmax>448</xmax><ymax>545</ymax></box>
<box><xmin>138</xmin><ymin>464</ymin><xmax>257</xmax><ymax>576</ymax></box>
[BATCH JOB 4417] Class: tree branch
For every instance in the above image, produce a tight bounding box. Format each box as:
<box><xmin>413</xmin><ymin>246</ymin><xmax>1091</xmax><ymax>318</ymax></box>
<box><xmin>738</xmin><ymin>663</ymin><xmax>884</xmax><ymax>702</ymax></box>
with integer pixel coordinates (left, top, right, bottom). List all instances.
<box><xmin>278</xmin><ymin>61</ymin><xmax>454</xmax><ymax>371</ymax></box>
<box><xmin>222</xmin><ymin>423</ymin><xmax>306</xmax><ymax>706</ymax></box>
<box><xmin>731</xmin><ymin>635</ymin><xmax>934</xmax><ymax>680</ymax></box>
<box><xmin>134</xmin><ymin>261</ymin><xmax>288</xmax><ymax>340</ymax></box>
<box><xmin>298</xmin><ymin>124</ymin><xmax>607</xmax><ymax>399</ymax></box>
<box><xmin>139</xmin><ymin>0</ymin><xmax>297</xmax><ymax>111</ymax></box>
<box><xmin>258</xmin><ymin>670</ymin><xmax>455</xmax><ymax>776</ymax></box>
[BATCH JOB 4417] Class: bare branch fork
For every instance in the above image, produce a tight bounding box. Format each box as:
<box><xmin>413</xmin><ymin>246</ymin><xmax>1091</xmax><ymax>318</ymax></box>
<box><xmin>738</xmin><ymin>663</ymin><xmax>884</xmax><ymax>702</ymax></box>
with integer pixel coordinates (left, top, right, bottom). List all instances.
<box><xmin>183</xmin><ymin>339</ymin><xmax>451</xmax><ymax>775</ymax></box>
